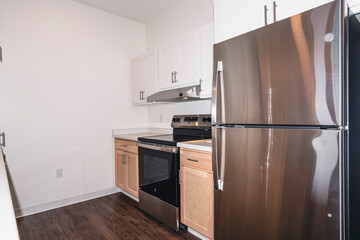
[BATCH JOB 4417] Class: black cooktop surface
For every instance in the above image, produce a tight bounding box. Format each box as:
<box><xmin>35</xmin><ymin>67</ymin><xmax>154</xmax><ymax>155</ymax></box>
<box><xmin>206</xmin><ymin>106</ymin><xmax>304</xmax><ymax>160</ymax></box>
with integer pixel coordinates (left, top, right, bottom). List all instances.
<box><xmin>138</xmin><ymin>134</ymin><xmax>210</xmax><ymax>146</ymax></box>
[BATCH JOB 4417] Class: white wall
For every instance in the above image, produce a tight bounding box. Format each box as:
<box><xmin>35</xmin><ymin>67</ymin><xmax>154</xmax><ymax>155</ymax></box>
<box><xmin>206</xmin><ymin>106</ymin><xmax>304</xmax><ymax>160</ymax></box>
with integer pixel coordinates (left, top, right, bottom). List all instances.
<box><xmin>0</xmin><ymin>0</ymin><xmax>147</xmax><ymax>210</ymax></box>
<box><xmin>146</xmin><ymin>0</ymin><xmax>213</xmax><ymax>128</ymax></box>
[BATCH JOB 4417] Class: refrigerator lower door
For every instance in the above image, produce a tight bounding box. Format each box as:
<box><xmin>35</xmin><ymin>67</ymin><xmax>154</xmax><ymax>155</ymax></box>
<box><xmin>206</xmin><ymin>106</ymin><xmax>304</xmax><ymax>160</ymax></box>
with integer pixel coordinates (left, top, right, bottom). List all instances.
<box><xmin>213</xmin><ymin>127</ymin><xmax>342</xmax><ymax>240</ymax></box>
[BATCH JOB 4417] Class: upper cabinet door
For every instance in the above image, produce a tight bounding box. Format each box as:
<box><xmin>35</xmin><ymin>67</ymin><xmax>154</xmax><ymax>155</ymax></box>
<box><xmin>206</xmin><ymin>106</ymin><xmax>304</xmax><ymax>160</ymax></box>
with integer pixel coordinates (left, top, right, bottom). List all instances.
<box><xmin>176</xmin><ymin>32</ymin><xmax>198</xmax><ymax>87</ymax></box>
<box><xmin>143</xmin><ymin>49</ymin><xmax>158</xmax><ymax>100</ymax></box>
<box><xmin>197</xmin><ymin>23</ymin><xmax>214</xmax><ymax>98</ymax></box>
<box><xmin>158</xmin><ymin>44</ymin><xmax>178</xmax><ymax>90</ymax></box>
<box><xmin>274</xmin><ymin>0</ymin><xmax>332</xmax><ymax>21</ymax></box>
<box><xmin>131</xmin><ymin>56</ymin><xmax>145</xmax><ymax>105</ymax></box>
<box><xmin>214</xmin><ymin>0</ymin><xmax>273</xmax><ymax>43</ymax></box>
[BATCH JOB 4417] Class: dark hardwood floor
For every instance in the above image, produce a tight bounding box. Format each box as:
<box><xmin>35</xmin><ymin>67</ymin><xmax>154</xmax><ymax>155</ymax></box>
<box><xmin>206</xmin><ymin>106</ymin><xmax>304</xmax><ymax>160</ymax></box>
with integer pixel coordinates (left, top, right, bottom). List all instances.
<box><xmin>17</xmin><ymin>193</ymin><xmax>199</xmax><ymax>240</ymax></box>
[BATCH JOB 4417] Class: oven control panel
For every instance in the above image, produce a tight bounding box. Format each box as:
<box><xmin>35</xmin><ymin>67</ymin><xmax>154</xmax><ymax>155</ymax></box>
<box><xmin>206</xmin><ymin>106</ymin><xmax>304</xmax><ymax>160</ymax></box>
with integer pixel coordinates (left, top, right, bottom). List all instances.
<box><xmin>171</xmin><ymin>114</ymin><xmax>211</xmax><ymax>128</ymax></box>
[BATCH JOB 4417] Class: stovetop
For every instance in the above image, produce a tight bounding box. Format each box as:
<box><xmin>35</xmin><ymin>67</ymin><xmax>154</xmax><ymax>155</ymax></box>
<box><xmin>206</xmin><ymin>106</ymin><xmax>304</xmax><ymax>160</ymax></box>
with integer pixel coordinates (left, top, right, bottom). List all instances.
<box><xmin>138</xmin><ymin>114</ymin><xmax>212</xmax><ymax>146</ymax></box>
<box><xmin>138</xmin><ymin>133</ymin><xmax>210</xmax><ymax>146</ymax></box>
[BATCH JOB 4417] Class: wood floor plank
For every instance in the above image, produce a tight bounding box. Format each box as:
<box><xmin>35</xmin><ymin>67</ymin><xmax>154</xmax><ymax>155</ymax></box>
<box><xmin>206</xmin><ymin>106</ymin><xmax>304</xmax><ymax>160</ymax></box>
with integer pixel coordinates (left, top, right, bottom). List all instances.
<box><xmin>17</xmin><ymin>193</ymin><xmax>200</xmax><ymax>240</ymax></box>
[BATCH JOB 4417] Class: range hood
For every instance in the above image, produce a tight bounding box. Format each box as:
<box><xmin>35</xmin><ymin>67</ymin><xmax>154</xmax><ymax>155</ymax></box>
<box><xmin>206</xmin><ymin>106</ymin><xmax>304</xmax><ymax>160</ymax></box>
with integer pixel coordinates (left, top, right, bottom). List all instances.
<box><xmin>147</xmin><ymin>84</ymin><xmax>203</xmax><ymax>102</ymax></box>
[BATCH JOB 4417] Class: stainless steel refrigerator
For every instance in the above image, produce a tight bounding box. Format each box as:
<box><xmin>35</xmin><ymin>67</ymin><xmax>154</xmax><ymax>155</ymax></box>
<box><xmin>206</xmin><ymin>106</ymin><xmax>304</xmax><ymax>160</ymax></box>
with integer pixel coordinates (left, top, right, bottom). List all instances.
<box><xmin>211</xmin><ymin>1</ymin><xmax>360</xmax><ymax>239</ymax></box>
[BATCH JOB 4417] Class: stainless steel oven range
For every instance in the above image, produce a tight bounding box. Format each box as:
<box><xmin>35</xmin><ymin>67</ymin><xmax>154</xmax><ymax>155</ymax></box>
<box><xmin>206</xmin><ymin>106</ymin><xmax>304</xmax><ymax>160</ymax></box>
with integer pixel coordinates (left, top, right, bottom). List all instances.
<box><xmin>137</xmin><ymin>114</ymin><xmax>212</xmax><ymax>231</ymax></box>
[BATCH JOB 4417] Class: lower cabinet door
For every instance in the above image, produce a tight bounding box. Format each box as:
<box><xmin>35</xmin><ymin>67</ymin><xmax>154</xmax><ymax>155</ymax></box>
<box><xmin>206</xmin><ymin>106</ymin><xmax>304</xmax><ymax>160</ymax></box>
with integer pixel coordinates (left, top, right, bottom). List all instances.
<box><xmin>180</xmin><ymin>166</ymin><xmax>214</xmax><ymax>239</ymax></box>
<box><xmin>115</xmin><ymin>149</ymin><xmax>126</xmax><ymax>190</ymax></box>
<box><xmin>125</xmin><ymin>152</ymin><xmax>139</xmax><ymax>198</ymax></box>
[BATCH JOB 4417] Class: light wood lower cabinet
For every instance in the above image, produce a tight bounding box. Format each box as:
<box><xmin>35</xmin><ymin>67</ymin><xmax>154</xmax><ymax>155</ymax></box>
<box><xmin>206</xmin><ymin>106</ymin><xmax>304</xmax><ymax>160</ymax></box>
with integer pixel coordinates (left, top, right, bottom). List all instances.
<box><xmin>180</xmin><ymin>149</ymin><xmax>214</xmax><ymax>239</ymax></box>
<box><xmin>115</xmin><ymin>149</ymin><xmax>126</xmax><ymax>190</ymax></box>
<box><xmin>125</xmin><ymin>152</ymin><xmax>139</xmax><ymax>197</ymax></box>
<box><xmin>115</xmin><ymin>139</ymin><xmax>139</xmax><ymax>198</ymax></box>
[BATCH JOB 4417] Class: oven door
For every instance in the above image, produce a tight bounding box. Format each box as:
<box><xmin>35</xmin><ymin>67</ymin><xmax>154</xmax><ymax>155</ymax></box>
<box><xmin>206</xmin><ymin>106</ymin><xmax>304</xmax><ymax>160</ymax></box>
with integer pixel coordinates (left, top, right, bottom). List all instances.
<box><xmin>137</xmin><ymin>142</ymin><xmax>179</xmax><ymax>207</ymax></box>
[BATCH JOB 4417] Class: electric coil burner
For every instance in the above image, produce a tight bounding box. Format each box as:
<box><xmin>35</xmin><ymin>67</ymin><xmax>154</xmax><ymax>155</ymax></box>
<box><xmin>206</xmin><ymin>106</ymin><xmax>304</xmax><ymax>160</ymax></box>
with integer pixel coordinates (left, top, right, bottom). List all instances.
<box><xmin>137</xmin><ymin>114</ymin><xmax>211</xmax><ymax>231</ymax></box>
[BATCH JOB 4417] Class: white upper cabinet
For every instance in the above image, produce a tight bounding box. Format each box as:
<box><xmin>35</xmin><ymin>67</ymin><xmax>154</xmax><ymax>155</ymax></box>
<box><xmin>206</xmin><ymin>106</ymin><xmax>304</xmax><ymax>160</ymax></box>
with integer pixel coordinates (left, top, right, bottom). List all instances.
<box><xmin>275</xmin><ymin>0</ymin><xmax>332</xmax><ymax>22</ymax></box>
<box><xmin>158</xmin><ymin>32</ymin><xmax>198</xmax><ymax>91</ymax></box>
<box><xmin>143</xmin><ymin>49</ymin><xmax>158</xmax><ymax>101</ymax></box>
<box><xmin>158</xmin><ymin>44</ymin><xmax>178</xmax><ymax>90</ymax></box>
<box><xmin>177</xmin><ymin>33</ymin><xmax>197</xmax><ymax>87</ymax></box>
<box><xmin>133</xmin><ymin>24</ymin><xmax>214</xmax><ymax>101</ymax></box>
<box><xmin>197</xmin><ymin>23</ymin><xmax>214</xmax><ymax>98</ymax></box>
<box><xmin>131</xmin><ymin>56</ymin><xmax>144</xmax><ymax>105</ymax></box>
<box><xmin>214</xmin><ymin>0</ymin><xmax>341</xmax><ymax>44</ymax></box>
<box><xmin>214</xmin><ymin>0</ymin><xmax>273</xmax><ymax>43</ymax></box>
<box><xmin>131</xmin><ymin>49</ymin><xmax>157</xmax><ymax>105</ymax></box>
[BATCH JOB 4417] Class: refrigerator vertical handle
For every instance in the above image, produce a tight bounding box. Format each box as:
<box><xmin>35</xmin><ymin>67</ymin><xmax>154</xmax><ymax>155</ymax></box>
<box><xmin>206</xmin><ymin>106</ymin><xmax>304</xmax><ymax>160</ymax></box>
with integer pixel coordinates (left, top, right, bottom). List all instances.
<box><xmin>213</xmin><ymin>127</ymin><xmax>225</xmax><ymax>191</ymax></box>
<box><xmin>211</xmin><ymin>61</ymin><xmax>225</xmax><ymax>125</ymax></box>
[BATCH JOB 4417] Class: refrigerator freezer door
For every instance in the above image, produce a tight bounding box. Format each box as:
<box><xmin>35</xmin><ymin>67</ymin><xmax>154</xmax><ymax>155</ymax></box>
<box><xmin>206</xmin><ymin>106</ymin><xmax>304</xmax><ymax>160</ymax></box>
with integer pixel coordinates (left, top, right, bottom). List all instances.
<box><xmin>213</xmin><ymin>127</ymin><xmax>341</xmax><ymax>240</ymax></box>
<box><xmin>212</xmin><ymin>1</ymin><xmax>343</xmax><ymax>126</ymax></box>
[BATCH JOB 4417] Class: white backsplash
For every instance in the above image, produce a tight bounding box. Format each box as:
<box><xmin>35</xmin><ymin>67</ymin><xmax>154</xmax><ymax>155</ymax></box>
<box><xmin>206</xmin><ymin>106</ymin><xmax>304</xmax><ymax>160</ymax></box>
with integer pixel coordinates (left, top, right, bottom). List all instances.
<box><xmin>147</xmin><ymin>100</ymin><xmax>212</xmax><ymax>128</ymax></box>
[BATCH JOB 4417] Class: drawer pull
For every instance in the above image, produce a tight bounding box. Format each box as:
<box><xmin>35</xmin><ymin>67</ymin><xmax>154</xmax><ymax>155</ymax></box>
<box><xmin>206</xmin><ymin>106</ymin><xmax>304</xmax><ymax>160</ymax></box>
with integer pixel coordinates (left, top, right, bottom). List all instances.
<box><xmin>187</xmin><ymin>158</ymin><xmax>199</xmax><ymax>163</ymax></box>
<box><xmin>121</xmin><ymin>145</ymin><xmax>127</xmax><ymax>147</ymax></box>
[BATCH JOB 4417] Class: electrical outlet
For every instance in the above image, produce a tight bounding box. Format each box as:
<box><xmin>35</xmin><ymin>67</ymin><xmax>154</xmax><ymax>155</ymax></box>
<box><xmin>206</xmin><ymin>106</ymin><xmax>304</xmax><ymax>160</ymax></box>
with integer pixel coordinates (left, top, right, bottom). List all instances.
<box><xmin>56</xmin><ymin>168</ymin><xmax>63</xmax><ymax>178</ymax></box>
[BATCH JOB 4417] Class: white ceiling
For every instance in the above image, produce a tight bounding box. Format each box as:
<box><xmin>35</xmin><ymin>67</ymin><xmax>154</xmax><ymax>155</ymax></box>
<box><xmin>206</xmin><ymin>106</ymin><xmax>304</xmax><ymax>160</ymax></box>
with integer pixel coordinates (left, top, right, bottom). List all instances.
<box><xmin>72</xmin><ymin>0</ymin><xmax>184</xmax><ymax>24</ymax></box>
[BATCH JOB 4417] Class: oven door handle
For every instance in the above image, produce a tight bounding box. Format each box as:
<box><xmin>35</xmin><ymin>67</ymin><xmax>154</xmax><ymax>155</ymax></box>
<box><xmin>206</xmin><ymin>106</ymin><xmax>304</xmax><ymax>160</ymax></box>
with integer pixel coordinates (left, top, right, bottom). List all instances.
<box><xmin>137</xmin><ymin>142</ymin><xmax>178</xmax><ymax>153</ymax></box>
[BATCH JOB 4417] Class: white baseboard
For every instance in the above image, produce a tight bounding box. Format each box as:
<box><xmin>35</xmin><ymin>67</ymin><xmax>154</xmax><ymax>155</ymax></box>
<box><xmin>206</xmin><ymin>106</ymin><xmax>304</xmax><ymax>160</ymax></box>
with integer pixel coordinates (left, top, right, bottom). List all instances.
<box><xmin>15</xmin><ymin>187</ymin><xmax>120</xmax><ymax>218</ymax></box>
<box><xmin>188</xmin><ymin>227</ymin><xmax>210</xmax><ymax>240</ymax></box>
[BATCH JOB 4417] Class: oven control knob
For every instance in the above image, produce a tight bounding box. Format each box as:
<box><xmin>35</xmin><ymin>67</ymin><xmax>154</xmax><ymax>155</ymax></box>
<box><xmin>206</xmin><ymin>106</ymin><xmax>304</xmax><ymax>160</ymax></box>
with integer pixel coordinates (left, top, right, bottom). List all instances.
<box><xmin>172</xmin><ymin>117</ymin><xmax>176</xmax><ymax>122</ymax></box>
<box><xmin>203</xmin><ymin>117</ymin><xmax>211</xmax><ymax>122</ymax></box>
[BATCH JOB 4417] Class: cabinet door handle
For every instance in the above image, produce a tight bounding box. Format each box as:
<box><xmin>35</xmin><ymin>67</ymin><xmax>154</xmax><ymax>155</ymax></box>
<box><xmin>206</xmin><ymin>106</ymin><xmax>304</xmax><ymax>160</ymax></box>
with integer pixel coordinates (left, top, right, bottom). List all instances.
<box><xmin>264</xmin><ymin>5</ymin><xmax>268</xmax><ymax>25</ymax></box>
<box><xmin>121</xmin><ymin>155</ymin><xmax>124</xmax><ymax>164</ymax></box>
<box><xmin>139</xmin><ymin>91</ymin><xmax>141</xmax><ymax>100</ymax></box>
<box><xmin>173</xmin><ymin>71</ymin><xmax>178</xmax><ymax>83</ymax></box>
<box><xmin>121</xmin><ymin>145</ymin><xmax>127</xmax><ymax>147</ymax></box>
<box><xmin>179</xmin><ymin>170</ymin><xmax>183</xmax><ymax>184</ymax></box>
<box><xmin>0</xmin><ymin>132</ymin><xmax>5</xmax><ymax>147</ymax></box>
<box><xmin>171</xmin><ymin>71</ymin><xmax>174</xmax><ymax>83</ymax></box>
<box><xmin>273</xmin><ymin>1</ymin><xmax>277</xmax><ymax>22</ymax></box>
<box><xmin>187</xmin><ymin>158</ymin><xmax>199</xmax><ymax>163</ymax></box>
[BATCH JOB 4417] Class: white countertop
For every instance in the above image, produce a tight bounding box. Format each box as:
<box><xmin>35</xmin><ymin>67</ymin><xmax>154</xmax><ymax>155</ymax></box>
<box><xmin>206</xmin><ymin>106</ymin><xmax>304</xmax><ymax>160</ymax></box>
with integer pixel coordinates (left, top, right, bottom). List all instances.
<box><xmin>177</xmin><ymin>139</ymin><xmax>212</xmax><ymax>152</ymax></box>
<box><xmin>112</xmin><ymin>127</ymin><xmax>172</xmax><ymax>141</ymax></box>
<box><xmin>0</xmin><ymin>148</ymin><xmax>19</xmax><ymax>240</ymax></box>
<box><xmin>113</xmin><ymin>132</ymin><xmax>166</xmax><ymax>141</ymax></box>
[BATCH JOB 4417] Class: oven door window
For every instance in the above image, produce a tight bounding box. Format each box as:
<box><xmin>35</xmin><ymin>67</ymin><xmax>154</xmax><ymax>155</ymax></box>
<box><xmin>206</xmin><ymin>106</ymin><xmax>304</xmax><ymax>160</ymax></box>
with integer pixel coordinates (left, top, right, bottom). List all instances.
<box><xmin>138</xmin><ymin>146</ymin><xmax>178</xmax><ymax>206</ymax></box>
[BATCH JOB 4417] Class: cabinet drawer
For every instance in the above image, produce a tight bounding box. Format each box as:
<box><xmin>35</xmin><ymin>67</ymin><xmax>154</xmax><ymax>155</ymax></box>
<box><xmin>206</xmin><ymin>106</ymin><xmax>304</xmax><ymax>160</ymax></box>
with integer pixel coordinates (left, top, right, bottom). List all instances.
<box><xmin>115</xmin><ymin>139</ymin><xmax>138</xmax><ymax>154</ymax></box>
<box><xmin>180</xmin><ymin>149</ymin><xmax>212</xmax><ymax>172</ymax></box>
